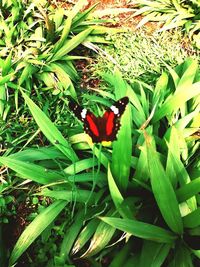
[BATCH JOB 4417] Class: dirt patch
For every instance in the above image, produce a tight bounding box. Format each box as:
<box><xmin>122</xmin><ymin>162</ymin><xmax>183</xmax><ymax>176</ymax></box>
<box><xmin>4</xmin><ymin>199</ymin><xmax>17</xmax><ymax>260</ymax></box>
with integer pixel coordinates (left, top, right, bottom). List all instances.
<box><xmin>51</xmin><ymin>0</ymin><xmax>161</xmax><ymax>32</ymax></box>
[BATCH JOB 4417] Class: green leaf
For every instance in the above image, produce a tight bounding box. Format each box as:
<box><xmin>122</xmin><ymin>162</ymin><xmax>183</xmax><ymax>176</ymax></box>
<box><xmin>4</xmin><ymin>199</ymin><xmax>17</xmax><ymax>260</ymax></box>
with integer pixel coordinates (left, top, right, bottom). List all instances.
<box><xmin>69</xmin><ymin>0</ymin><xmax>93</xmax><ymax>20</ymax></box>
<box><xmin>166</xmin><ymin>127</ymin><xmax>197</xmax><ymax>211</ymax></box>
<box><xmin>52</xmin><ymin>28</ymin><xmax>93</xmax><ymax>61</ymax></box>
<box><xmin>18</xmin><ymin>64</ymin><xmax>35</xmax><ymax>85</ymax></box>
<box><xmin>107</xmin><ymin>164</ymin><xmax>133</xmax><ymax>219</ymax></box>
<box><xmin>109</xmin><ymin>241</ymin><xmax>132</xmax><ymax>267</ymax></box>
<box><xmin>53</xmin><ymin>16</ymin><xmax>72</xmax><ymax>53</ymax></box>
<box><xmin>176</xmin><ymin>177</ymin><xmax>200</xmax><ymax>202</ymax></box>
<box><xmin>100</xmin><ymin>217</ymin><xmax>176</xmax><ymax>243</ymax></box>
<box><xmin>0</xmin><ymin>72</ymin><xmax>14</xmax><ymax>86</ymax></box>
<box><xmin>183</xmin><ymin>208</ymin><xmax>200</xmax><ymax>228</ymax></box>
<box><xmin>171</xmin><ymin>245</ymin><xmax>193</xmax><ymax>267</ymax></box>
<box><xmin>47</xmin><ymin>62</ymin><xmax>76</xmax><ymax>97</ymax></box>
<box><xmin>71</xmin><ymin>2</ymin><xmax>99</xmax><ymax>28</ymax></box>
<box><xmin>0</xmin><ymin>157</ymin><xmax>65</xmax><ymax>184</ymax></box>
<box><xmin>64</xmin><ymin>158</ymin><xmax>97</xmax><ymax>175</ymax></box>
<box><xmin>152</xmin><ymin>71</ymin><xmax>168</xmax><ymax>106</ymax></box>
<box><xmin>111</xmin><ymin>70</ymin><xmax>132</xmax><ymax>191</ymax></box>
<box><xmin>72</xmin><ymin>219</ymin><xmax>99</xmax><ymax>255</ymax></box>
<box><xmin>2</xmin><ymin>51</ymin><xmax>12</xmax><ymax>76</ymax></box>
<box><xmin>53</xmin><ymin>7</ymin><xmax>64</xmax><ymax>30</ymax></box>
<box><xmin>176</xmin><ymin>59</ymin><xmax>198</xmax><ymax>92</ymax></box>
<box><xmin>21</xmin><ymin>91</ymin><xmax>78</xmax><ymax>162</ymax></box>
<box><xmin>8</xmin><ymin>147</ymin><xmax>65</xmax><ymax>162</ymax></box>
<box><xmin>0</xmin><ymin>85</ymin><xmax>6</xmax><ymax>117</ymax></box>
<box><xmin>60</xmin><ymin>209</ymin><xmax>85</xmax><ymax>262</ymax></box>
<box><xmin>9</xmin><ymin>200</ymin><xmax>67</xmax><ymax>265</ymax></box>
<box><xmin>139</xmin><ymin>241</ymin><xmax>171</xmax><ymax>267</ymax></box>
<box><xmin>145</xmin><ymin>133</ymin><xmax>183</xmax><ymax>234</ymax></box>
<box><xmin>153</xmin><ymin>81</ymin><xmax>200</xmax><ymax>122</ymax></box>
<box><xmin>82</xmin><ymin>211</ymin><xmax>116</xmax><ymax>257</ymax></box>
<box><xmin>40</xmin><ymin>188</ymin><xmax>97</xmax><ymax>204</ymax></box>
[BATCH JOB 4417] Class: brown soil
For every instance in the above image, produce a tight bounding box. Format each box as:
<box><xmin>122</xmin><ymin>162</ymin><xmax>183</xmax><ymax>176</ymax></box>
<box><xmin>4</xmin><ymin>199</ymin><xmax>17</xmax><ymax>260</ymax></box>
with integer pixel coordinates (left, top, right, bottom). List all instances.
<box><xmin>51</xmin><ymin>0</ymin><xmax>161</xmax><ymax>32</ymax></box>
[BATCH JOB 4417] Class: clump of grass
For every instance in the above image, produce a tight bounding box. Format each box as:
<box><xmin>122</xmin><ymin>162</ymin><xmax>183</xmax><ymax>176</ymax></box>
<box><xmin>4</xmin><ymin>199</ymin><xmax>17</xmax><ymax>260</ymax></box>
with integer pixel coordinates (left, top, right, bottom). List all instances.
<box><xmin>89</xmin><ymin>29</ymin><xmax>199</xmax><ymax>84</ymax></box>
<box><xmin>1</xmin><ymin>57</ymin><xmax>199</xmax><ymax>266</ymax></box>
<box><xmin>133</xmin><ymin>0</ymin><xmax>200</xmax><ymax>48</ymax></box>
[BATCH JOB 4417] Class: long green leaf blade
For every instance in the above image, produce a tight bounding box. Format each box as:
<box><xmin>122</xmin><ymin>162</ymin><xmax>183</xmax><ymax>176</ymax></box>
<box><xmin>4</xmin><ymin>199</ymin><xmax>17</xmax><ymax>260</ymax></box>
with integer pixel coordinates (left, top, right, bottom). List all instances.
<box><xmin>145</xmin><ymin>133</ymin><xmax>183</xmax><ymax>234</ymax></box>
<box><xmin>100</xmin><ymin>217</ymin><xmax>176</xmax><ymax>243</ymax></box>
<box><xmin>9</xmin><ymin>200</ymin><xmax>67</xmax><ymax>265</ymax></box>
<box><xmin>21</xmin><ymin>91</ymin><xmax>78</xmax><ymax>162</ymax></box>
<box><xmin>52</xmin><ymin>28</ymin><xmax>93</xmax><ymax>61</ymax></box>
<box><xmin>0</xmin><ymin>157</ymin><xmax>64</xmax><ymax>184</ymax></box>
<box><xmin>153</xmin><ymin>82</ymin><xmax>200</xmax><ymax>122</ymax></box>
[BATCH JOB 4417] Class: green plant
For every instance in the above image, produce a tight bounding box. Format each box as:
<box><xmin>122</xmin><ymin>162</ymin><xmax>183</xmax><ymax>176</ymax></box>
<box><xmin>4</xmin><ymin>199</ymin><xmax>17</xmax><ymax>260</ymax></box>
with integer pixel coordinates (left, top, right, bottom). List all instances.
<box><xmin>133</xmin><ymin>0</ymin><xmax>200</xmax><ymax>48</ymax></box>
<box><xmin>0</xmin><ymin>0</ymin><xmax>114</xmax><ymax>122</ymax></box>
<box><xmin>0</xmin><ymin>58</ymin><xmax>199</xmax><ymax>266</ymax></box>
<box><xmin>86</xmin><ymin>29</ymin><xmax>199</xmax><ymax>87</ymax></box>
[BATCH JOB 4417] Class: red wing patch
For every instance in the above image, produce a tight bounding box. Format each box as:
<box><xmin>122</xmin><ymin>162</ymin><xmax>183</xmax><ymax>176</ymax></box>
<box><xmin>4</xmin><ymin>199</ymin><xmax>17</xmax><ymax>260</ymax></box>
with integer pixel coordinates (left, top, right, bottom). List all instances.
<box><xmin>69</xmin><ymin>97</ymin><xmax>129</xmax><ymax>143</ymax></box>
<box><xmin>86</xmin><ymin>114</ymin><xmax>99</xmax><ymax>137</ymax></box>
<box><xmin>104</xmin><ymin>111</ymin><xmax>115</xmax><ymax>136</ymax></box>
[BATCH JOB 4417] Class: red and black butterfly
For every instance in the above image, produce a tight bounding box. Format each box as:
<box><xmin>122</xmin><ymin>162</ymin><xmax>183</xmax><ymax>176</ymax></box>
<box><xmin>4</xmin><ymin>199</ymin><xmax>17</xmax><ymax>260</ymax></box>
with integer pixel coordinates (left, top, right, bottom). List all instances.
<box><xmin>69</xmin><ymin>97</ymin><xmax>129</xmax><ymax>143</ymax></box>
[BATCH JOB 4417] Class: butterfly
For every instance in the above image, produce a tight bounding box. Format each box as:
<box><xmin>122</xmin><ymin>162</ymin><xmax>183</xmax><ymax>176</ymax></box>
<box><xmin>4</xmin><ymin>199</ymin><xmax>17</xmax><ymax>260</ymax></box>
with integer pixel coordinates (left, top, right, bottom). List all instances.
<box><xmin>69</xmin><ymin>97</ymin><xmax>129</xmax><ymax>143</ymax></box>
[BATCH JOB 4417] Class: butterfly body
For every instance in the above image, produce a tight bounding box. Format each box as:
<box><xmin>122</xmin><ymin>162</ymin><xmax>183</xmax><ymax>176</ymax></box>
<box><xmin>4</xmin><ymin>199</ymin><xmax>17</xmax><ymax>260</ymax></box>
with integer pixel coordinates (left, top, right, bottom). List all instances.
<box><xmin>69</xmin><ymin>97</ymin><xmax>129</xmax><ymax>143</ymax></box>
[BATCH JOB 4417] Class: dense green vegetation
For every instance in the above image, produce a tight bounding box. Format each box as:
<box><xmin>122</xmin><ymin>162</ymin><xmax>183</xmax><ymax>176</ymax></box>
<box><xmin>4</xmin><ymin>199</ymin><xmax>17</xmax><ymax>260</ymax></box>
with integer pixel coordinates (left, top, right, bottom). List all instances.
<box><xmin>0</xmin><ymin>0</ymin><xmax>200</xmax><ymax>267</ymax></box>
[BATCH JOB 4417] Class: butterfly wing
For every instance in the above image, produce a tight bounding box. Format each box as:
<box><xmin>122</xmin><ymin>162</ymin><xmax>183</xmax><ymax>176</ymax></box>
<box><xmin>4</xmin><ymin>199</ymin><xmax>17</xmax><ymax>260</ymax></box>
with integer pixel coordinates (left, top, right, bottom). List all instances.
<box><xmin>69</xmin><ymin>100</ymin><xmax>86</xmax><ymax>122</ymax></box>
<box><xmin>110</xmin><ymin>97</ymin><xmax>129</xmax><ymax>118</ymax></box>
<box><xmin>101</xmin><ymin>97</ymin><xmax>129</xmax><ymax>141</ymax></box>
<box><xmin>69</xmin><ymin>97</ymin><xmax>129</xmax><ymax>143</ymax></box>
<box><xmin>69</xmin><ymin>100</ymin><xmax>101</xmax><ymax>142</ymax></box>
<box><xmin>84</xmin><ymin>112</ymin><xmax>101</xmax><ymax>143</ymax></box>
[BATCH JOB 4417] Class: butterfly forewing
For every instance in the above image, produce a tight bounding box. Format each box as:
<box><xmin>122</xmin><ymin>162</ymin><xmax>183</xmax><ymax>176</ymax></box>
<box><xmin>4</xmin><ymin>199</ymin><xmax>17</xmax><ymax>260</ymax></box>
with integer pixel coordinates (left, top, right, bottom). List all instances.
<box><xmin>110</xmin><ymin>97</ymin><xmax>129</xmax><ymax>118</ymax></box>
<box><xmin>69</xmin><ymin>100</ymin><xmax>85</xmax><ymax>122</ymax></box>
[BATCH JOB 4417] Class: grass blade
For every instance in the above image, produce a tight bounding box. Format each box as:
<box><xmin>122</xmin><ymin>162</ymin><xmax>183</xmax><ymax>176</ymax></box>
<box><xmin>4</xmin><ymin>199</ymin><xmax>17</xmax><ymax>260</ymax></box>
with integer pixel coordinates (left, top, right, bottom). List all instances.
<box><xmin>109</xmin><ymin>241</ymin><xmax>132</xmax><ymax>267</ymax></box>
<box><xmin>52</xmin><ymin>28</ymin><xmax>93</xmax><ymax>61</ymax></box>
<box><xmin>0</xmin><ymin>157</ymin><xmax>64</xmax><ymax>184</ymax></box>
<box><xmin>100</xmin><ymin>217</ymin><xmax>176</xmax><ymax>243</ymax></box>
<box><xmin>111</xmin><ymin>70</ymin><xmax>132</xmax><ymax>191</ymax></box>
<box><xmin>21</xmin><ymin>91</ymin><xmax>78</xmax><ymax>162</ymax></box>
<box><xmin>72</xmin><ymin>219</ymin><xmax>99</xmax><ymax>255</ymax></box>
<box><xmin>139</xmin><ymin>241</ymin><xmax>171</xmax><ymax>267</ymax></box>
<box><xmin>82</xmin><ymin>210</ymin><xmax>116</xmax><ymax>257</ymax></box>
<box><xmin>108</xmin><ymin>164</ymin><xmax>133</xmax><ymax>219</ymax></box>
<box><xmin>153</xmin><ymin>81</ymin><xmax>200</xmax><ymax>122</ymax></box>
<box><xmin>176</xmin><ymin>177</ymin><xmax>200</xmax><ymax>202</ymax></box>
<box><xmin>60</xmin><ymin>209</ymin><xmax>85</xmax><ymax>262</ymax></box>
<box><xmin>183</xmin><ymin>208</ymin><xmax>200</xmax><ymax>228</ymax></box>
<box><xmin>40</xmin><ymin>188</ymin><xmax>97</xmax><ymax>204</ymax></box>
<box><xmin>145</xmin><ymin>133</ymin><xmax>183</xmax><ymax>234</ymax></box>
<box><xmin>9</xmin><ymin>200</ymin><xmax>67</xmax><ymax>265</ymax></box>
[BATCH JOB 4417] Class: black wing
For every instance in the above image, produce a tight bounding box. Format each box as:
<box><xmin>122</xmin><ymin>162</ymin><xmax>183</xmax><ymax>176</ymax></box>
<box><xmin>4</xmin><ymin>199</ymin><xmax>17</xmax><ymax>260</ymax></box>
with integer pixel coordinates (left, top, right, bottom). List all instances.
<box><xmin>69</xmin><ymin>100</ymin><xmax>85</xmax><ymax>122</ymax></box>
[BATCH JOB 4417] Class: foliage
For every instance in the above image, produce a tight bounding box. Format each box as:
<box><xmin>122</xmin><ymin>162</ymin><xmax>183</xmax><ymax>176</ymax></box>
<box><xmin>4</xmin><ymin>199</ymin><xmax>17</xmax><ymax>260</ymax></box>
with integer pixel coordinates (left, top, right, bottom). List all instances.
<box><xmin>0</xmin><ymin>1</ymin><xmax>200</xmax><ymax>266</ymax></box>
<box><xmin>133</xmin><ymin>0</ymin><xmax>200</xmax><ymax>48</ymax></box>
<box><xmin>87</xmin><ymin>29</ymin><xmax>199</xmax><ymax>86</ymax></box>
<box><xmin>0</xmin><ymin>57</ymin><xmax>199</xmax><ymax>266</ymax></box>
<box><xmin>0</xmin><ymin>0</ymin><xmax>112</xmax><ymax>123</ymax></box>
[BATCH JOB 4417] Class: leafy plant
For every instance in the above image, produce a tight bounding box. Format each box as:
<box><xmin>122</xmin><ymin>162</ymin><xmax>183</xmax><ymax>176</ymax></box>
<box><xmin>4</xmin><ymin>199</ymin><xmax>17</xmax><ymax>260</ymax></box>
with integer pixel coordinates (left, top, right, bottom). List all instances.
<box><xmin>0</xmin><ymin>0</ymin><xmax>113</xmax><ymax>122</ymax></box>
<box><xmin>133</xmin><ymin>0</ymin><xmax>200</xmax><ymax>48</ymax></box>
<box><xmin>86</xmin><ymin>29</ymin><xmax>199</xmax><ymax>87</ymax></box>
<box><xmin>0</xmin><ymin>58</ymin><xmax>199</xmax><ymax>266</ymax></box>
